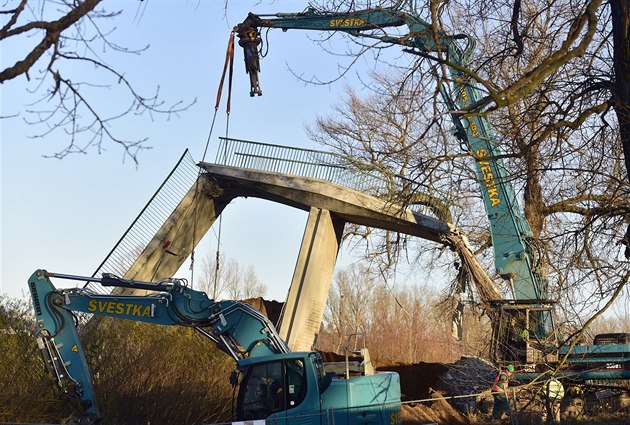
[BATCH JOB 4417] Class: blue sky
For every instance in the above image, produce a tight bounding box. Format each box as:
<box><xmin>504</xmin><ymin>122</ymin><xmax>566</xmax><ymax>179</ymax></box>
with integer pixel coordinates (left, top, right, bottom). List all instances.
<box><xmin>1</xmin><ymin>1</ymin><xmax>439</xmax><ymax>301</ymax></box>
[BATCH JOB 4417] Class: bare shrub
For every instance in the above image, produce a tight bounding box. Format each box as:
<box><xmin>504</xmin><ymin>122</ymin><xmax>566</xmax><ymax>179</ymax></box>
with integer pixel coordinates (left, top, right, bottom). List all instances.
<box><xmin>316</xmin><ymin>265</ymin><xmax>491</xmax><ymax>364</ymax></box>
<box><xmin>0</xmin><ymin>296</ymin><xmax>69</xmax><ymax>423</ymax></box>
<box><xmin>83</xmin><ymin>318</ymin><xmax>235</xmax><ymax>425</ymax></box>
<box><xmin>0</xmin><ymin>296</ymin><xmax>236</xmax><ymax>425</ymax></box>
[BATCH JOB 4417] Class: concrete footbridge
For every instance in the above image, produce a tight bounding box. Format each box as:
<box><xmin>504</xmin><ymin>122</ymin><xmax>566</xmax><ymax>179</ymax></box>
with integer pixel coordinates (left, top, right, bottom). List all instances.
<box><xmin>88</xmin><ymin>138</ymin><xmax>499</xmax><ymax>351</ymax></box>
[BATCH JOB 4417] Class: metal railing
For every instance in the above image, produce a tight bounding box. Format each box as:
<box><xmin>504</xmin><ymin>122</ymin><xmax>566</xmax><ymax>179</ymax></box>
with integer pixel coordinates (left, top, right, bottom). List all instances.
<box><xmin>214</xmin><ymin>137</ymin><xmax>446</xmax><ymax>217</ymax></box>
<box><xmin>85</xmin><ymin>150</ymin><xmax>200</xmax><ymax>294</ymax></box>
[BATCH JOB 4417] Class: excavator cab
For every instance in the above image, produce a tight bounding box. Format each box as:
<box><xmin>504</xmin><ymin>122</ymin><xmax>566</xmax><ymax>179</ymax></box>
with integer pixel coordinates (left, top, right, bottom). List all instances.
<box><xmin>235</xmin><ymin>351</ymin><xmax>400</xmax><ymax>425</ymax></box>
<box><xmin>490</xmin><ymin>300</ymin><xmax>559</xmax><ymax>369</ymax></box>
<box><xmin>237</xmin><ymin>357</ymin><xmax>309</xmax><ymax>420</ymax></box>
<box><xmin>236</xmin><ymin>352</ymin><xmax>329</xmax><ymax>424</ymax></box>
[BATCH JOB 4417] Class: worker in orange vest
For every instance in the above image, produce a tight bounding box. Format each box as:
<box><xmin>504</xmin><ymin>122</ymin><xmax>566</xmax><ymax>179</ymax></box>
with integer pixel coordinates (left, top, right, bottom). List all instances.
<box><xmin>491</xmin><ymin>364</ymin><xmax>515</xmax><ymax>419</ymax></box>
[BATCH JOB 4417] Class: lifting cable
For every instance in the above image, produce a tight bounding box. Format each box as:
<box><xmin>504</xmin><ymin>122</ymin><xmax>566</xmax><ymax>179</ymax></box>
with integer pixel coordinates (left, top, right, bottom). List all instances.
<box><xmin>146</xmin><ymin>33</ymin><xmax>235</xmax><ymax>288</ymax></box>
<box><xmin>189</xmin><ymin>32</ymin><xmax>235</xmax><ymax>293</ymax></box>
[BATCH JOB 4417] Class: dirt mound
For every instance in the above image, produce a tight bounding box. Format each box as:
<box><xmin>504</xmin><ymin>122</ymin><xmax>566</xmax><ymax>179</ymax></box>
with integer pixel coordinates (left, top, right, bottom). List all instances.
<box><xmin>319</xmin><ymin>351</ymin><xmax>354</xmax><ymax>363</ymax></box>
<box><xmin>380</xmin><ymin>363</ymin><xmax>449</xmax><ymax>401</ymax></box>
<box><xmin>242</xmin><ymin>298</ymin><xmax>283</xmax><ymax>326</ymax></box>
<box><xmin>381</xmin><ymin>361</ymin><xmax>469</xmax><ymax>424</ymax></box>
<box><xmin>319</xmin><ymin>352</ymin><xmax>467</xmax><ymax>425</ymax></box>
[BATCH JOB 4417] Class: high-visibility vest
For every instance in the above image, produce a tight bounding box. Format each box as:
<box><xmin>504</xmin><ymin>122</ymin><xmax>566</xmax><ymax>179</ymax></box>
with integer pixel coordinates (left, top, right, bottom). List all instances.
<box><xmin>543</xmin><ymin>379</ymin><xmax>565</xmax><ymax>401</ymax></box>
<box><xmin>491</xmin><ymin>371</ymin><xmax>509</xmax><ymax>392</ymax></box>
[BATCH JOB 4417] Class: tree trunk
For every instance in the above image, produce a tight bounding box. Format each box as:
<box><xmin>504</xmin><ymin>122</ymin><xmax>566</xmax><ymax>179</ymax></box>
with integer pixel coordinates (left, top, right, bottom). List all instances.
<box><xmin>610</xmin><ymin>0</ymin><xmax>630</xmax><ymax>179</ymax></box>
<box><xmin>610</xmin><ymin>0</ymin><xmax>630</xmax><ymax>257</ymax></box>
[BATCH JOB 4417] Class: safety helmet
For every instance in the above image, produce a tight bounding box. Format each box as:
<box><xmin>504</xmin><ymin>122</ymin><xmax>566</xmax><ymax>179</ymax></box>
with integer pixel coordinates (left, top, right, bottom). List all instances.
<box><xmin>507</xmin><ymin>364</ymin><xmax>515</xmax><ymax>373</ymax></box>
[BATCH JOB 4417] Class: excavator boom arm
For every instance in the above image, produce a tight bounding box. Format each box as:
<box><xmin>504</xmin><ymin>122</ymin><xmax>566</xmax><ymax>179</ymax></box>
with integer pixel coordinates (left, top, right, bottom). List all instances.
<box><xmin>28</xmin><ymin>269</ymin><xmax>289</xmax><ymax>423</ymax></box>
<box><xmin>235</xmin><ymin>6</ymin><xmax>546</xmax><ymax>301</ymax></box>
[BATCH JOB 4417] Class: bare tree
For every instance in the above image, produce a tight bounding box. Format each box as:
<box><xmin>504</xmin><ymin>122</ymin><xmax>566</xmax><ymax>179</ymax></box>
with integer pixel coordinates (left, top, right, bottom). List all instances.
<box><xmin>317</xmin><ymin>264</ymin><xmax>473</xmax><ymax>363</ymax></box>
<box><xmin>198</xmin><ymin>252</ymin><xmax>266</xmax><ymax>300</ymax></box>
<box><xmin>199</xmin><ymin>253</ymin><xmax>227</xmax><ymax>299</ymax></box>
<box><xmin>610</xmin><ymin>0</ymin><xmax>630</xmax><ymax>254</ymax></box>
<box><xmin>320</xmin><ymin>265</ymin><xmax>376</xmax><ymax>352</ymax></box>
<box><xmin>308</xmin><ymin>0</ymin><xmax>629</xmax><ymax>342</ymax></box>
<box><xmin>241</xmin><ymin>265</ymin><xmax>267</xmax><ymax>300</ymax></box>
<box><xmin>1</xmin><ymin>0</ymin><xmax>192</xmax><ymax>162</ymax></box>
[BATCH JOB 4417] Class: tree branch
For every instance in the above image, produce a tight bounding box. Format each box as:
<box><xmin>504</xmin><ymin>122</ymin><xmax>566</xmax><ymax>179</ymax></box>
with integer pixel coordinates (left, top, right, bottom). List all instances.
<box><xmin>0</xmin><ymin>0</ymin><xmax>102</xmax><ymax>83</ymax></box>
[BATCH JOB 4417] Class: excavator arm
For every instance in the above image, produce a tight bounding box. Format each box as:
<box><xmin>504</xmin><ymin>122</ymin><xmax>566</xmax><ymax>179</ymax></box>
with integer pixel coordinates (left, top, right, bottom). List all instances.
<box><xmin>235</xmin><ymin>7</ymin><xmax>471</xmax><ymax>97</ymax></box>
<box><xmin>234</xmin><ymin>5</ymin><xmax>559</xmax><ymax>368</ymax></box>
<box><xmin>234</xmin><ymin>6</ymin><xmax>546</xmax><ymax>302</ymax></box>
<box><xmin>28</xmin><ymin>269</ymin><xmax>289</xmax><ymax>423</ymax></box>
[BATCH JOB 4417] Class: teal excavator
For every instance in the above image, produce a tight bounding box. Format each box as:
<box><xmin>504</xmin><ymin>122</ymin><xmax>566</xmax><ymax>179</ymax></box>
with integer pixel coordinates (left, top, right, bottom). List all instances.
<box><xmin>29</xmin><ymin>269</ymin><xmax>400</xmax><ymax>424</ymax></box>
<box><xmin>232</xmin><ymin>5</ymin><xmax>630</xmax><ymax>378</ymax></box>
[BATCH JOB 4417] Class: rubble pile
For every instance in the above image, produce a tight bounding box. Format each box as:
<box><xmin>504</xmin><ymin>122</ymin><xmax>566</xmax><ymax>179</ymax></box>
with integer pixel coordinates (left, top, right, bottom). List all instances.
<box><xmin>439</xmin><ymin>356</ymin><xmax>497</xmax><ymax>413</ymax></box>
<box><xmin>401</xmin><ymin>396</ymin><xmax>469</xmax><ymax>425</ymax></box>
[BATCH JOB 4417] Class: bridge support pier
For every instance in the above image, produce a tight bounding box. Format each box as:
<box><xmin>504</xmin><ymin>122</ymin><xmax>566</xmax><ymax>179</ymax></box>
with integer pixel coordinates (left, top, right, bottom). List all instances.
<box><xmin>278</xmin><ymin>207</ymin><xmax>346</xmax><ymax>352</ymax></box>
<box><xmin>119</xmin><ymin>176</ymin><xmax>234</xmax><ymax>294</ymax></box>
